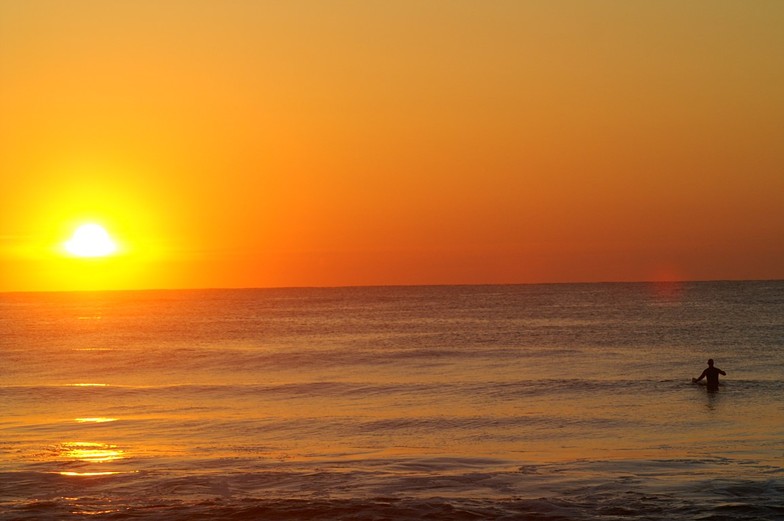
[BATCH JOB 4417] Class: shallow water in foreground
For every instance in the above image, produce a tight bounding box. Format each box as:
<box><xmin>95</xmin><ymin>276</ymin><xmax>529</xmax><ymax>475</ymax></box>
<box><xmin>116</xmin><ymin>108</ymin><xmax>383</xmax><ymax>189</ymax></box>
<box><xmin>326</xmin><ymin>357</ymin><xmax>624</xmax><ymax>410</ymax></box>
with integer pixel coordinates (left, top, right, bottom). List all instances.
<box><xmin>1</xmin><ymin>282</ymin><xmax>783</xmax><ymax>519</ymax></box>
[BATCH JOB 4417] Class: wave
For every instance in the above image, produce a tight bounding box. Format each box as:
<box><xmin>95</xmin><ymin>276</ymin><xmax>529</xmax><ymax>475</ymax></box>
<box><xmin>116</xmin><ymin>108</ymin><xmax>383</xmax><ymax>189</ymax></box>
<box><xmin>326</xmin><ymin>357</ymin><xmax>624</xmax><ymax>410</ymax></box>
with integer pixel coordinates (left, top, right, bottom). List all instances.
<box><xmin>3</xmin><ymin>377</ymin><xmax>781</xmax><ymax>400</ymax></box>
<box><xmin>1</xmin><ymin>467</ymin><xmax>782</xmax><ymax>521</ymax></box>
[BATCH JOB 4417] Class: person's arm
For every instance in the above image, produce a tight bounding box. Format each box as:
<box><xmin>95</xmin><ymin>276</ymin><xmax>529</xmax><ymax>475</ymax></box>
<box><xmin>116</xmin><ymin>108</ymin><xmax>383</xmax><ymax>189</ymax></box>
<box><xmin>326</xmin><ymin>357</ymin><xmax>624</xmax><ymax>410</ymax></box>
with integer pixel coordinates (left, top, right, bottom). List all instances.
<box><xmin>719</xmin><ymin>369</ymin><xmax>726</xmax><ymax>376</ymax></box>
<box><xmin>693</xmin><ymin>369</ymin><xmax>708</xmax><ymax>382</ymax></box>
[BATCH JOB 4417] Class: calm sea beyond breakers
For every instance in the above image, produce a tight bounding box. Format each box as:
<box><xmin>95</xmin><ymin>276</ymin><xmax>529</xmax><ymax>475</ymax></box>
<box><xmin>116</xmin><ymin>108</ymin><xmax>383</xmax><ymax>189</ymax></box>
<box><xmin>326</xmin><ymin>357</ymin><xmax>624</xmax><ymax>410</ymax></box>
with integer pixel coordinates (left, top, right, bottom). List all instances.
<box><xmin>1</xmin><ymin>281</ymin><xmax>782</xmax><ymax>520</ymax></box>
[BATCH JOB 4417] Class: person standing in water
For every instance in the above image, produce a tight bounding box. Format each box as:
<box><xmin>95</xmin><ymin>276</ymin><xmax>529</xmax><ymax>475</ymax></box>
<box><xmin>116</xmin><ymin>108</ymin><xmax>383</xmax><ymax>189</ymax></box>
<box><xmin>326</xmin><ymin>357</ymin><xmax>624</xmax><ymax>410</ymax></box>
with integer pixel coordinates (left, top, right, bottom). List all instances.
<box><xmin>693</xmin><ymin>359</ymin><xmax>726</xmax><ymax>391</ymax></box>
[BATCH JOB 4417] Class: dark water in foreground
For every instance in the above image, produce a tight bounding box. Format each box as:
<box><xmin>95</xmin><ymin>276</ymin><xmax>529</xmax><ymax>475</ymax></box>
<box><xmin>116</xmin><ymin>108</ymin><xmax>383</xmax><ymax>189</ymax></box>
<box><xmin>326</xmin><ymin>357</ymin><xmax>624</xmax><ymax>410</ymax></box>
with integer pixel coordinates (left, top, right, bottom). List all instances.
<box><xmin>1</xmin><ymin>281</ymin><xmax>783</xmax><ymax>519</ymax></box>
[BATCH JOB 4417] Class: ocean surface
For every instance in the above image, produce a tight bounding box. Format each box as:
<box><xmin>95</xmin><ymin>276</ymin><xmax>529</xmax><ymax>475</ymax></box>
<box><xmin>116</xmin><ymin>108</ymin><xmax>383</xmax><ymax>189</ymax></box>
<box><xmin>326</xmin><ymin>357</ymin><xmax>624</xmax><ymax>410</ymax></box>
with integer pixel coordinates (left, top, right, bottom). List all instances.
<box><xmin>1</xmin><ymin>281</ymin><xmax>782</xmax><ymax>520</ymax></box>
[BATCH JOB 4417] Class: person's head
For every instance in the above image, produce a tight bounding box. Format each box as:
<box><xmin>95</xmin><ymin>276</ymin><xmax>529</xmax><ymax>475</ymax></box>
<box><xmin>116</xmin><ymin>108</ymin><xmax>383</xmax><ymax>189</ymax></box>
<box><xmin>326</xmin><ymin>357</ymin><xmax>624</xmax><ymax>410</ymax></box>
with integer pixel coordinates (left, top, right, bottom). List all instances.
<box><xmin>707</xmin><ymin>359</ymin><xmax>714</xmax><ymax>366</ymax></box>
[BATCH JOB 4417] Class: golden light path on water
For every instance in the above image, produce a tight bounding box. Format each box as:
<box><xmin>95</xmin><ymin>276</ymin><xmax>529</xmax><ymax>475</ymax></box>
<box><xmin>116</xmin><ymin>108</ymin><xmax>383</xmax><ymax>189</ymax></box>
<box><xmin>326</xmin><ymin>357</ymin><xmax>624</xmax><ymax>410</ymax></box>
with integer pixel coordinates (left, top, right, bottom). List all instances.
<box><xmin>60</xmin><ymin>442</ymin><xmax>124</xmax><ymax>463</ymax></box>
<box><xmin>52</xmin><ymin>385</ymin><xmax>128</xmax><ymax>478</ymax></box>
<box><xmin>55</xmin><ymin>416</ymin><xmax>130</xmax><ymax>476</ymax></box>
<box><xmin>55</xmin><ymin>440</ymin><xmax>132</xmax><ymax>477</ymax></box>
<box><xmin>58</xmin><ymin>471</ymin><xmax>124</xmax><ymax>477</ymax></box>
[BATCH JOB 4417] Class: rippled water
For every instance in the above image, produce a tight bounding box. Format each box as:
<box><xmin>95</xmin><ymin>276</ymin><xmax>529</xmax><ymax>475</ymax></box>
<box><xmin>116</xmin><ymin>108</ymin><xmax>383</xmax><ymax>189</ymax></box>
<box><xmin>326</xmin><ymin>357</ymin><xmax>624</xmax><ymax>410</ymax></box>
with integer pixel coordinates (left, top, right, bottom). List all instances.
<box><xmin>1</xmin><ymin>282</ymin><xmax>783</xmax><ymax>519</ymax></box>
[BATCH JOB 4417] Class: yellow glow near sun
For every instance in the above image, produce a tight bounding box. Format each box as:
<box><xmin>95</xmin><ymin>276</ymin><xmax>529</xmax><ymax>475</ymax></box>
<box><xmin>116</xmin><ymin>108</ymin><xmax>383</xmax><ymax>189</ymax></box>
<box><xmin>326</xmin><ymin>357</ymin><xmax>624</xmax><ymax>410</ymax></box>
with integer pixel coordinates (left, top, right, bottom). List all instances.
<box><xmin>64</xmin><ymin>223</ymin><xmax>118</xmax><ymax>257</ymax></box>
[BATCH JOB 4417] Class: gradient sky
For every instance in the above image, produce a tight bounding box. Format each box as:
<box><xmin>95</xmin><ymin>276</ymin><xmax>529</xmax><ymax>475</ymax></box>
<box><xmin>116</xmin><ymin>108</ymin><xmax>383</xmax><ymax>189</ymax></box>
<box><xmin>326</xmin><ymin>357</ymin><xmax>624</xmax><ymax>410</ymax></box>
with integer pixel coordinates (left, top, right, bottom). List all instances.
<box><xmin>1</xmin><ymin>1</ymin><xmax>783</xmax><ymax>291</ymax></box>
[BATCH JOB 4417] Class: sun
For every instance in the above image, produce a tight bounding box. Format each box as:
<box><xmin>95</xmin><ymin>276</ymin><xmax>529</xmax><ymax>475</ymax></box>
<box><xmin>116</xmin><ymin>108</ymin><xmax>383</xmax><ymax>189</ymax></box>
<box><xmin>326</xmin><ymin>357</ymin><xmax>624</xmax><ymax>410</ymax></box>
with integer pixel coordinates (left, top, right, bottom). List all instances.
<box><xmin>64</xmin><ymin>223</ymin><xmax>118</xmax><ymax>257</ymax></box>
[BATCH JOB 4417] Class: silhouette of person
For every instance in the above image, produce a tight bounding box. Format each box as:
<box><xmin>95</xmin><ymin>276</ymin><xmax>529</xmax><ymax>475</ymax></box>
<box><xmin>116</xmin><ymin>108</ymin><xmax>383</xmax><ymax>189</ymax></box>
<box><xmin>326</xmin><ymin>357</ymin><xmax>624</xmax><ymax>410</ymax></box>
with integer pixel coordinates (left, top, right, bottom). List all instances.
<box><xmin>692</xmin><ymin>359</ymin><xmax>726</xmax><ymax>391</ymax></box>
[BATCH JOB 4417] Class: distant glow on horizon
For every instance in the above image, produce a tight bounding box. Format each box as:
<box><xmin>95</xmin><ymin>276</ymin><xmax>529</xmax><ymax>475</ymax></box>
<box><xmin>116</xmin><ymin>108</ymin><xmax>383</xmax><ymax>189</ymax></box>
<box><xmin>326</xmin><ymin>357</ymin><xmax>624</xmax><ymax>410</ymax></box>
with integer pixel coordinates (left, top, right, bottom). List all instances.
<box><xmin>64</xmin><ymin>224</ymin><xmax>118</xmax><ymax>258</ymax></box>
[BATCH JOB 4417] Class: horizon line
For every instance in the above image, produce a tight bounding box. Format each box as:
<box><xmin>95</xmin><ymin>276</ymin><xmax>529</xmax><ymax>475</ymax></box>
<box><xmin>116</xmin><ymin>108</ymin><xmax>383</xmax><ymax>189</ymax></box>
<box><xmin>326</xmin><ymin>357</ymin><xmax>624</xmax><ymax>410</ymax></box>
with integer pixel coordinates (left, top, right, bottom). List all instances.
<box><xmin>2</xmin><ymin>277</ymin><xmax>782</xmax><ymax>295</ymax></box>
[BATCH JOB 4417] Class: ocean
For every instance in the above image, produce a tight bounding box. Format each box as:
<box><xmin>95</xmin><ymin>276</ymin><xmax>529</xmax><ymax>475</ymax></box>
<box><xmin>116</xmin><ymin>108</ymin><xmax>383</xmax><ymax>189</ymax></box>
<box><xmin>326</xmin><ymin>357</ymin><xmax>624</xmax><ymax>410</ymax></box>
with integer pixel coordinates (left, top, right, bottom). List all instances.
<box><xmin>1</xmin><ymin>281</ymin><xmax>782</xmax><ymax>520</ymax></box>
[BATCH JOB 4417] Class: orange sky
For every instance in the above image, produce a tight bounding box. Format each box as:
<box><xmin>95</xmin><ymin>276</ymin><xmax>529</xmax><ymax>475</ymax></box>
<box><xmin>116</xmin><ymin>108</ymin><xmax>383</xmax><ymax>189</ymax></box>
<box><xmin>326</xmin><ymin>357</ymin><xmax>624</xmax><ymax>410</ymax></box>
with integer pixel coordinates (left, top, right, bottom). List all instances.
<box><xmin>1</xmin><ymin>1</ymin><xmax>783</xmax><ymax>291</ymax></box>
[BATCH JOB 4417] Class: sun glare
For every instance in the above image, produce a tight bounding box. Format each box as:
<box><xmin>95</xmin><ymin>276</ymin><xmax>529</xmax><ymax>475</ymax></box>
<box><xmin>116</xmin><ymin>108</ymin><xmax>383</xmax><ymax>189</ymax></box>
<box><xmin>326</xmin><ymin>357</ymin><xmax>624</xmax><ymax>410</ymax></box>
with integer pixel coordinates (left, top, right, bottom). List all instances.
<box><xmin>64</xmin><ymin>223</ymin><xmax>118</xmax><ymax>257</ymax></box>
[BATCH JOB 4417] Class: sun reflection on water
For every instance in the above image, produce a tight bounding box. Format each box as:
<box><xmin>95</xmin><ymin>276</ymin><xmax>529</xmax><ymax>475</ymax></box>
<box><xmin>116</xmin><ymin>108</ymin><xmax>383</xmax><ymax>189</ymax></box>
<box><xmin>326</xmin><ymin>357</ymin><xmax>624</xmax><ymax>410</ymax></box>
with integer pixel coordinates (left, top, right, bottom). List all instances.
<box><xmin>74</xmin><ymin>417</ymin><xmax>117</xmax><ymax>423</ymax></box>
<box><xmin>59</xmin><ymin>442</ymin><xmax>124</xmax><ymax>463</ymax></box>
<box><xmin>58</xmin><ymin>471</ymin><xmax>123</xmax><ymax>477</ymax></box>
